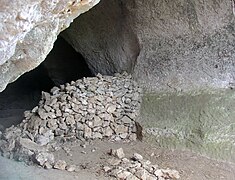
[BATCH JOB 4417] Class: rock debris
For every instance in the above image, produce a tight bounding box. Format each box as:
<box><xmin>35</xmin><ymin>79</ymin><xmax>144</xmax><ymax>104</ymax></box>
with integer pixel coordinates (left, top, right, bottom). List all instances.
<box><xmin>104</xmin><ymin>148</ymin><xmax>180</xmax><ymax>180</ymax></box>
<box><xmin>0</xmin><ymin>73</ymin><xmax>142</xmax><ymax>171</ymax></box>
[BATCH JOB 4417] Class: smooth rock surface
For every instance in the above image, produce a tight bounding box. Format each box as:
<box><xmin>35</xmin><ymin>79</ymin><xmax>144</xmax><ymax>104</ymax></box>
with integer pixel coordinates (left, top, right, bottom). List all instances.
<box><xmin>63</xmin><ymin>0</ymin><xmax>235</xmax><ymax>92</ymax></box>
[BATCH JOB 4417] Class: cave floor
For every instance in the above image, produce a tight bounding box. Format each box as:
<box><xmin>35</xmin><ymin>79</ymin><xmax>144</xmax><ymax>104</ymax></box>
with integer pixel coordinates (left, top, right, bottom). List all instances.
<box><xmin>0</xmin><ymin>140</ymin><xmax>234</xmax><ymax>180</ymax></box>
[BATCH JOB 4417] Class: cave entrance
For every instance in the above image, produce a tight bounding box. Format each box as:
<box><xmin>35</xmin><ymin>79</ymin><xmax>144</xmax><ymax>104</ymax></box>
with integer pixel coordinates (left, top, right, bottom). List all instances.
<box><xmin>0</xmin><ymin>36</ymin><xmax>93</xmax><ymax>130</ymax></box>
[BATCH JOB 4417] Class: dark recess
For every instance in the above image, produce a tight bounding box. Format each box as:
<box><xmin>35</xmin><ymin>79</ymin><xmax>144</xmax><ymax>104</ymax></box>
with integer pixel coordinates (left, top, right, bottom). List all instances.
<box><xmin>0</xmin><ymin>36</ymin><xmax>93</xmax><ymax>129</ymax></box>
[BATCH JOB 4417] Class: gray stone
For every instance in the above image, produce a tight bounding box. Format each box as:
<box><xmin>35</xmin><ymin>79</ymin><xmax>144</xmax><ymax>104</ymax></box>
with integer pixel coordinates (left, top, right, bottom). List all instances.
<box><xmin>65</xmin><ymin>116</ymin><xmax>75</xmax><ymax>125</ymax></box>
<box><xmin>19</xmin><ymin>138</ymin><xmax>46</xmax><ymax>152</ymax></box>
<box><xmin>117</xmin><ymin>171</ymin><xmax>132</xmax><ymax>179</ymax></box>
<box><xmin>32</xmin><ymin>106</ymin><xmax>39</xmax><ymax>113</ymax></box>
<box><xmin>37</xmin><ymin>109</ymin><xmax>48</xmax><ymax>120</ymax></box>
<box><xmin>103</xmin><ymin>127</ymin><xmax>113</xmax><ymax>137</ymax></box>
<box><xmin>161</xmin><ymin>169</ymin><xmax>180</xmax><ymax>179</ymax></box>
<box><xmin>93</xmin><ymin>116</ymin><xmax>102</xmax><ymax>127</ymax></box>
<box><xmin>44</xmin><ymin>162</ymin><xmax>53</xmax><ymax>169</ymax></box>
<box><xmin>154</xmin><ymin>169</ymin><xmax>164</xmax><ymax>178</ymax></box>
<box><xmin>66</xmin><ymin>165</ymin><xmax>76</xmax><ymax>172</ymax></box>
<box><xmin>107</xmin><ymin>105</ymin><xmax>116</xmax><ymax>114</ymax></box>
<box><xmin>126</xmin><ymin>174</ymin><xmax>139</xmax><ymax>180</ymax></box>
<box><xmin>102</xmin><ymin>121</ymin><xmax>110</xmax><ymax>128</ymax></box>
<box><xmin>134</xmin><ymin>168</ymin><xmax>149</xmax><ymax>180</ymax></box>
<box><xmin>103</xmin><ymin>166</ymin><xmax>112</xmax><ymax>172</ymax></box>
<box><xmin>51</xmin><ymin>87</ymin><xmax>60</xmax><ymax>95</ymax></box>
<box><xmin>92</xmin><ymin>132</ymin><xmax>102</xmax><ymax>139</ymax></box>
<box><xmin>129</xmin><ymin>133</ymin><xmax>137</xmax><ymax>141</ymax></box>
<box><xmin>107</xmin><ymin>158</ymin><xmax>121</xmax><ymax>166</ymax></box>
<box><xmin>121</xmin><ymin>116</ymin><xmax>132</xmax><ymax>124</ymax></box>
<box><xmin>120</xmin><ymin>133</ymin><xmax>128</xmax><ymax>139</ymax></box>
<box><xmin>24</xmin><ymin>111</ymin><xmax>32</xmax><ymax>118</ymax></box>
<box><xmin>59</xmin><ymin>122</ymin><xmax>67</xmax><ymax>130</ymax></box>
<box><xmin>47</xmin><ymin>119</ymin><xmax>58</xmax><ymax>130</ymax></box>
<box><xmin>35</xmin><ymin>152</ymin><xmax>55</xmax><ymax>166</ymax></box>
<box><xmin>76</xmin><ymin>122</ymin><xmax>84</xmax><ymax>131</ymax></box>
<box><xmin>133</xmin><ymin>153</ymin><xmax>143</xmax><ymax>161</ymax></box>
<box><xmin>54</xmin><ymin>160</ymin><xmax>67</xmax><ymax>170</ymax></box>
<box><xmin>113</xmin><ymin>148</ymin><xmax>125</xmax><ymax>159</ymax></box>
<box><xmin>115</xmin><ymin>125</ymin><xmax>128</xmax><ymax>134</ymax></box>
<box><xmin>35</xmin><ymin>130</ymin><xmax>54</xmax><ymax>146</ymax></box>
<box><xmin>84</xmin><ymin>125</ymin><xmax>92</xmax><ymax>139</ymax></box>
<box><xmin>44</xmin><ymin>105</ymin><xmax>52</xmax><ymax>112</ymax></box>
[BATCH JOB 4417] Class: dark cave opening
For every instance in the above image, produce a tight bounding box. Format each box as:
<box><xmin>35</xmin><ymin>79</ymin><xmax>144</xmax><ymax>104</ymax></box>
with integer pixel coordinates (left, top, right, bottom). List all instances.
<box><xmin>0</xmin><ymin>37</ymin><xmax>93</xmax><ymax>130</ymax></box>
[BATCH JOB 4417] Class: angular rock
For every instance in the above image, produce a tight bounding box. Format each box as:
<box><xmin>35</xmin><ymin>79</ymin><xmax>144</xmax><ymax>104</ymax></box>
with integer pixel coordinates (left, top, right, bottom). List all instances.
<box><xmin>18</xmin><ymin>138</ymin><xmax>46</xmax><ymax>152</ymax></box>
<box><xmin>35</xmin><ymin>130</ymin><xmax>54</xmax><ymax>146</ymax></box>
<box><xmin>112</xmin><ymin>148</ymin><xmax>125</xmax><ymax>159</ymax></box>
<box><xmin>84</xmin><ymin>125</ymin><xmax>92</xmax><ymax>139</ymax></box>
<box><xmin>117</xmin><ymin>171</ymin><xmax>132</xmax><ymax>179</ymax></box>
<box><xmin>93</xmin><ymin>116</ymin><xmax>102</xmax><ymax>127</ymax></box>
<box><xmin>66</xmin><ymin>165</ymin><xmax>76</xmax><ymax>172</ymax></box>
<box><xmin>103</xmin><ymin>166</ymin><xmax>112</xmax><ymax>172</ymax></box>
<box><xmin>133</xmin><ymin>153</ymin><xmax>143</xmax><ymax>161</ymax></box>
<box><xmin>92</xmin><ymin>132</ymin><xmax>103</xmax><ymax>139</ymax></box>
<box><xmin>129</xmin><ymin>133</ymin><xmax>137</xmax><ymax>141</ymax></box>
<box><xmin>65</xmin><ymin>116</ymin><xmax>75</xmax><ymax>125</ymax></box>
<box><xmin>121</xmin><ymin>116</ymin><xmax>132</xmax><ymax>124</ymax></box>
<box><xmin>35</xmin><ymin>152</ymin><xmax>55</xmax><ymax>166</ymax></box>
<box><xmin>115</xmin><ymin>125</ymin><xmax>128</xmax><ymax>134</ymax></box>
<box><xmin>107</xmin><ymin>105</ymin><xmax>116</xmax><ymax>114</ymax></box>
<box><xmin>44</xmin><ymin>162</ymin><xmax>53</xmax><ymax>169</ymax></box>
<box><xmin>103</xmin><ymin>127</ymin><xmax>113</xmax><ymax>137</ymax></box>
<box><xmin>54</xmin><ymin>160</ymin><xmax>67</xmax><ymax>170</ymax></box>
<box><xmin>107</xmin><ymin>158</ymin><xmax>121</xmax><ymax>166</ymax></box>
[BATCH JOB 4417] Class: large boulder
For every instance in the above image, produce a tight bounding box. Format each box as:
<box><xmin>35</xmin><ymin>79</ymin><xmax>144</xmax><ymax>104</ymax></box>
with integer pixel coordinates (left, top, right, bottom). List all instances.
<box><xmin>62</xmin><ymin>0</ymin><xmax>235</xmax><ymax>92</ymax></box>
<box><xmin>0</xmin><ymin>0</ymin><xmax>100</xmax><ymax>92</ymax></box>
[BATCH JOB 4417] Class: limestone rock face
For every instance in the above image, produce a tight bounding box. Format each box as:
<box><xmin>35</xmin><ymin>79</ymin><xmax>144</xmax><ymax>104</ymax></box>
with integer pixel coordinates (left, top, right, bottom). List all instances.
<box><xmin>63</xmin><ymin>0</ymin><xmax>235</xmax><ymax>92</ymax></box>
<box><xmin>0</xmin><ymin>0</ymin><xmax>100</xmax><ymax>92</ymax></box>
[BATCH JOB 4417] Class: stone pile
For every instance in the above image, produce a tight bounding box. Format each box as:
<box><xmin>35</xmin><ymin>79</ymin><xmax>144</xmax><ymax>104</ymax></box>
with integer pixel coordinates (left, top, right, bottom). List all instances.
<box><xmin>104</xmin><ymin>148</ymin><xmax>180</xmax><ymax>180</ymax></box>
<box><xmin>0</xmin><ymin>73</ymin><xmax>142</xmax><ymax>168</ymax></box>
<box><xmin>21</xmin><ymin>72</ymin><xmax>142</xmax><ymax>144</ymax></box>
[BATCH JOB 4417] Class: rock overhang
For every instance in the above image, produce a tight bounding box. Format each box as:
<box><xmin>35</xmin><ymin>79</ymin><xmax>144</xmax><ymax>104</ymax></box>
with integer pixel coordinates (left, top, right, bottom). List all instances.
<box><xmin>0</xmin><ymin>0</ymin><xmax>100</xmax><ymax>92</ymax></box>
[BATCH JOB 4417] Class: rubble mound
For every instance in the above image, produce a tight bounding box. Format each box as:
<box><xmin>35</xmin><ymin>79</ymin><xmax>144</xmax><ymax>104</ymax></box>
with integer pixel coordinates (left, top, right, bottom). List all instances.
<box><xmin>22</xmin><ymin>72</ymin><xmax>142</xmax><ymax>142</ymax></box>
<box><xmin>0</xmin><ymin>73</ymin><xmax>142</xmax><ymax>167</ymax></box>
<box><xmin>104</xmin><ymin>148</ymin><xmax>180</xmax><ymax>180</ymax></box>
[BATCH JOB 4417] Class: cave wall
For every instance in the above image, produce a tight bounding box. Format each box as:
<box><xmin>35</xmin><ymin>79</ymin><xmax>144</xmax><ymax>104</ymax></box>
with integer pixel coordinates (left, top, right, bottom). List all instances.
<box><xmin>1</xmin><ymin>0</ymin><xmax>235</xmax><ymax>161</ymax></box>
<box><xmin>62</xmin><ymin>0</ymin><xmax>235</xmax><ymax>93</ymax></box>
<box><xmin>42</xmin><ymin>37</ymin><xmax>92</xmax><ymax>85</ymax></box>
<box><xmin>0</xmin><ymin>0</ymin><xmax>100</xmax><ymax>92</ymax></box>
<box><xmin>61</xmin><ymin>0</ymin><xmax>235</xmax><ymax>160</ymax></box>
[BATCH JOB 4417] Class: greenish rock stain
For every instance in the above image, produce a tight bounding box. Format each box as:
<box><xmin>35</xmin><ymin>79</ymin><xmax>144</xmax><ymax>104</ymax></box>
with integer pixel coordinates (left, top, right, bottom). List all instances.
<box><xmin>140</xmin><ymin>89</ymin><xmax>235</xmax><ymax>162</ymax></box>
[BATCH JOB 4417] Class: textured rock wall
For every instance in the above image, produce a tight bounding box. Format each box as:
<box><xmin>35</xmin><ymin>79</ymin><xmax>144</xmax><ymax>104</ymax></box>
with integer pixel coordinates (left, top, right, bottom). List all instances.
<box><xmin>0</xmin><ymin>0</ymin><xmax>100</xmax><ymax>92</ymax></box>
<box><xmin>63</xmin><ymin>0</ymin><xmax>235</xmax><ymax>92</ymax></box>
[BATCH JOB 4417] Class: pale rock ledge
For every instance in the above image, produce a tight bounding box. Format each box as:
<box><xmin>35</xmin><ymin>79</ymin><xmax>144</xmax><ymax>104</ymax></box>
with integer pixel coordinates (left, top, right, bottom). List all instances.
<box><xmin>0</xmin><ymin>0</ymin><xmax>100</xmax><ymax>92</ymax></box>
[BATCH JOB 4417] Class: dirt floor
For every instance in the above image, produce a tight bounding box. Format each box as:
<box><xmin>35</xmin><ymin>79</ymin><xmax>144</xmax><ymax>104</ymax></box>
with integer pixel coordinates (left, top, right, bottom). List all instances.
<box><xmin>1</xmin><ymin>140</ymin><xmax>235</xmax><ymax>180</ymax></box>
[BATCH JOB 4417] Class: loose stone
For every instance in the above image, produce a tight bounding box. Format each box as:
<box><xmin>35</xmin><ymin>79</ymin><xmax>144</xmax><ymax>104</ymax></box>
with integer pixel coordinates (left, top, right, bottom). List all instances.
<box><xmin>54</xmin><ymin>160</ymin><xmax>67</xmax><ymax>170</ymax></box>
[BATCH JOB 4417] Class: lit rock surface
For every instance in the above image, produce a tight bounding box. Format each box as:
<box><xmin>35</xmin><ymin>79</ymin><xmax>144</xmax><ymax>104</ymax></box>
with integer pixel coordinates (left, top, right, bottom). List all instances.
<box><xmin>0</xmin><ymin>0</ymin><xmax>100</xmax><ymax>92</ymax></box>
<box><xmin>63</xmin><ymin>0</ymin><xmax>235</xmax><ymax>92</ymax></box>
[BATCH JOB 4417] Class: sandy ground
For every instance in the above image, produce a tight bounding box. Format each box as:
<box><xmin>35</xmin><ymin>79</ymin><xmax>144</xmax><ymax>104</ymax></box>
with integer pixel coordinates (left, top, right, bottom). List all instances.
<box><xmin>1</xmin><ymin>140</ymin><xmax>235</xmax><ymax>180</ymax></box>
<box><xmin>0</xmin><ymin>156</ymin><xmax>106</xmax><ymax>180</ymax></box>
